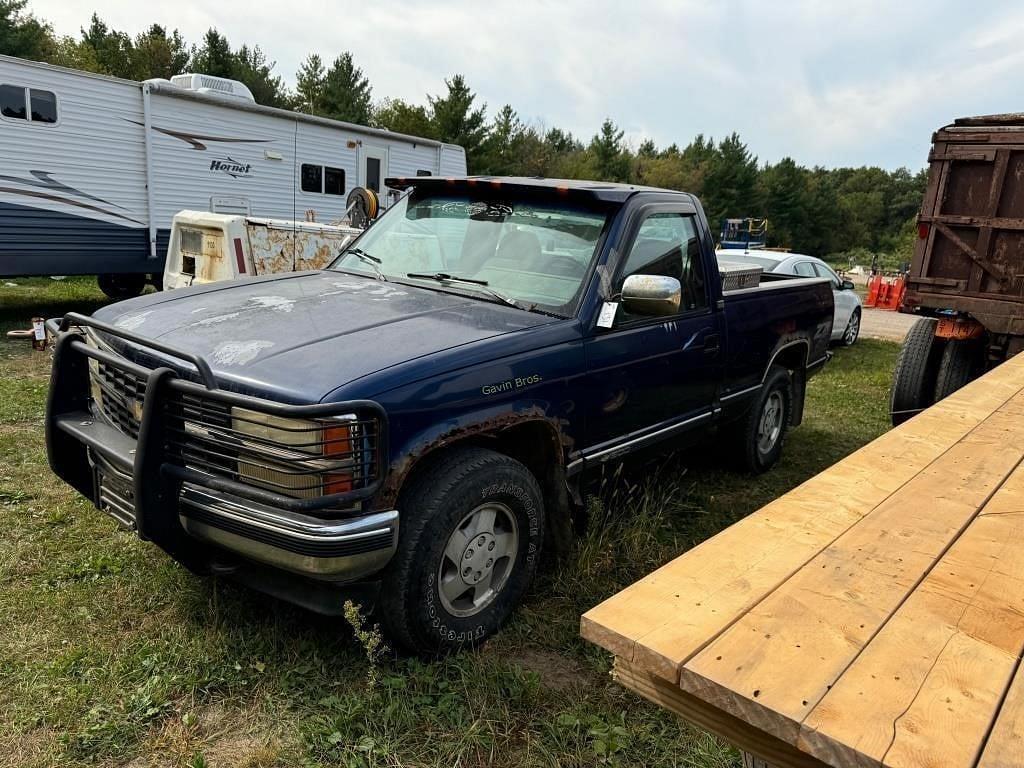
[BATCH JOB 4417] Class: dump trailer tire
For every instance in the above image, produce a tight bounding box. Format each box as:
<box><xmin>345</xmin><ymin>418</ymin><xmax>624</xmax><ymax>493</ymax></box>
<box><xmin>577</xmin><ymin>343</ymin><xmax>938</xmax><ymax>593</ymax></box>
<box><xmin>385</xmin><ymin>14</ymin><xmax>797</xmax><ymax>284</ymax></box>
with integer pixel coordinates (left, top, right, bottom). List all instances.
<box><xmin>890</xmin><ymin>317</ymin><xmax>942</xmax><ymax>426</ymax></box>
<box><xmin>378</xmin><ymin>446</ymin><xmax>544</xmax><ymax>655</ymax></box>
<box><xmin>934</xmin><ymin>339</ymin><xmax>981</xmax><ymax>403</ymax></box>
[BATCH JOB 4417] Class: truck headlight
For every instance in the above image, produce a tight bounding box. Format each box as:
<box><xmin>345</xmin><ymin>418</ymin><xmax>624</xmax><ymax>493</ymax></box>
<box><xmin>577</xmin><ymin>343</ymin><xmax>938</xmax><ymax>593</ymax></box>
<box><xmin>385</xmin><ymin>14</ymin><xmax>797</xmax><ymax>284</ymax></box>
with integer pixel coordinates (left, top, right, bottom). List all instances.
<box><xmin>230</xmin><ymin>408</ymin><xmax>357</xmax><ymax>498</ymax></box>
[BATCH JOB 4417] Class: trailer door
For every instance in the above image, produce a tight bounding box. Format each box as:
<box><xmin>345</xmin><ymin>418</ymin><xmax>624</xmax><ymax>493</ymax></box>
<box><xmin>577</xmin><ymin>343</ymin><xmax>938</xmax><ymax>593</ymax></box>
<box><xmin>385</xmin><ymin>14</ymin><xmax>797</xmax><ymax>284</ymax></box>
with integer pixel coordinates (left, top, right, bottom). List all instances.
<box><xmin>360</xmin><ymin>144</ymin><xmax>389</xmax><ymax>202</ymax></box>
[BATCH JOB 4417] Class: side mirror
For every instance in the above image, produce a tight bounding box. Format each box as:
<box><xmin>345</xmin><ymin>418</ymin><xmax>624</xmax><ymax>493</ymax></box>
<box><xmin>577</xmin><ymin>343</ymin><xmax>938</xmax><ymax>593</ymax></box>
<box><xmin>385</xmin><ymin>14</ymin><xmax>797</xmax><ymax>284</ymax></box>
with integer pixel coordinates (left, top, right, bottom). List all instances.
<box><xmin>621</xmin><ymin>274</ymin><xmax>681</xmax><ymax>317</ymax></box>
<box><xmin>841</xmin><ymin>279</ymin><xmax>856</xmax><ymax>291</ymax></box>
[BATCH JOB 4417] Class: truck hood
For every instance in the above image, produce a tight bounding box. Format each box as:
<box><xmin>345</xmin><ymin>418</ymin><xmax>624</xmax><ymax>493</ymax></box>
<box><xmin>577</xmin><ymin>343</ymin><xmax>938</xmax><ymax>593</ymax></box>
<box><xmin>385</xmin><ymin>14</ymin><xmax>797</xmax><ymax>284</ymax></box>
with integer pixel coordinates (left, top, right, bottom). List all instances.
<box><xmin>92</xmin><ymin>271</ymin><xmax>550</xmax><ymax>401</ymax></box>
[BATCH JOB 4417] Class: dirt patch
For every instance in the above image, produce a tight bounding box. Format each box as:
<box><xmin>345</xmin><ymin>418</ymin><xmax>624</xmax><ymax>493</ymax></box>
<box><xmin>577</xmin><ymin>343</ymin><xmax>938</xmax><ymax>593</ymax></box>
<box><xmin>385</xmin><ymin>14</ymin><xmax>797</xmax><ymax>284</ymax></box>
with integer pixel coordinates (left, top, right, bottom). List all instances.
<box><xmin>124</xmin><ymin>703</ymin><xmax>282</xmax><ymax>768</ymax></box>
<box><xmin>507</xmin><ymin>646</ymin><xmax>587</xmax><ymax>692</ymax></box>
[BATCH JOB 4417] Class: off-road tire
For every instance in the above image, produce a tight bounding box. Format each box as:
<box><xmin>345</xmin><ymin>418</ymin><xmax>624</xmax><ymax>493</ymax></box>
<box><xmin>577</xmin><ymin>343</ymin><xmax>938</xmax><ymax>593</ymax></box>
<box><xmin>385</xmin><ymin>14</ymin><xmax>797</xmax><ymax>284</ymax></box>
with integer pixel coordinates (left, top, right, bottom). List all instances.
<box><xmin>378</xmin><ymin>446</ymin><xmax>544</xmax><ymax>655</ymax></box>
<box><xmin>97</xmin><ymin>273</ymin><xmax>147</xmax><ymax>300</ymax></box>
<box><xmin>890</xmin><ymin>317</ymin><xmax>942</xmax><ymax>426</ymax></box>
<box><xmin>934</xmin><ymin>338</ymin><xmax>981</xmax><ymax>403</ymax></box>
<box><xmin>841</xmin><ymin>307</ymin><xmax>861</xmax><ymax>347</ymax></box>
<box><xmin>735</xmin><ymin>365</ymin><xmax>792</xmax><ymax>474</ymax></box>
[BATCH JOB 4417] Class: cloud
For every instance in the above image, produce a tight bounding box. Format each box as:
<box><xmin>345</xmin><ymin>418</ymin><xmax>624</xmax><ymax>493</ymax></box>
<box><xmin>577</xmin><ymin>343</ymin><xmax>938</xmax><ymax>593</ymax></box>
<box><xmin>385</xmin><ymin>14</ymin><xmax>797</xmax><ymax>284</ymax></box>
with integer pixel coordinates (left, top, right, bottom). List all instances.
<box><xmin>28</xmin><ymin>0</ymin><xmax>1024</xmax><ymax>169</ymax></box>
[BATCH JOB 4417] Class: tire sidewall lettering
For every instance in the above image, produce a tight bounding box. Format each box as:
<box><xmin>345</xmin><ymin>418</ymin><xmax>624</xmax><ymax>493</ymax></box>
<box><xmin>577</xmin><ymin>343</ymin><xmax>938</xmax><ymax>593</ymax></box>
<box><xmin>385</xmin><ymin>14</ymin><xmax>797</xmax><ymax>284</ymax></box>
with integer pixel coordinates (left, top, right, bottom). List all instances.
<box><xmin>418</xmin><ymin>477</ymin><xmax>542</xmax><ymax>645</ymax></box>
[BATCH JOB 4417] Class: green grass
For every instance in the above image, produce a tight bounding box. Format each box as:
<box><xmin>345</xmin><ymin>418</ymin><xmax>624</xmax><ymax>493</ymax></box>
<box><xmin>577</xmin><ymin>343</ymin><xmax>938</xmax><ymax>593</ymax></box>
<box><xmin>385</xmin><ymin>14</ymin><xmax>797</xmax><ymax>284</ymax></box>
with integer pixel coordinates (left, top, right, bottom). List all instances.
<box><xmin>0</xmin><ymin>279</ymin><xmax>899</xmax><ymax>767</ymax></box>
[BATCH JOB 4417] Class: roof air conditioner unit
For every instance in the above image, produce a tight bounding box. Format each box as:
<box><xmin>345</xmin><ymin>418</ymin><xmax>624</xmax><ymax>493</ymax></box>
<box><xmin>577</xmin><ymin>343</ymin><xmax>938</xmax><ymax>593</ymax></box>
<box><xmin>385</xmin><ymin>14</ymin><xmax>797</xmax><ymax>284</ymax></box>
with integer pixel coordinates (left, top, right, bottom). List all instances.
<box><xmin>169</xmin><ymin>73</ymin><xmax>256</xmax><ymax>104</ymax></box>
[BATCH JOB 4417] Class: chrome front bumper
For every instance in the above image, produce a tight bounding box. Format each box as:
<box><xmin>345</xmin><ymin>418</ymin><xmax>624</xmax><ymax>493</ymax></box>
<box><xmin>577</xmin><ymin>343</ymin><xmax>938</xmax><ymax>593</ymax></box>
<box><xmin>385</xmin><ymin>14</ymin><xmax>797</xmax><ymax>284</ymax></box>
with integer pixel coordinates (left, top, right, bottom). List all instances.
<box><xmin>86</xmin><ymin>442</ymin><xmax>399</xmax><ymax>580</ymax></box>
<box><xmin>178</xmin><ymin>485</ymin><xmax>398</xmax><ymax>580</ymax></box>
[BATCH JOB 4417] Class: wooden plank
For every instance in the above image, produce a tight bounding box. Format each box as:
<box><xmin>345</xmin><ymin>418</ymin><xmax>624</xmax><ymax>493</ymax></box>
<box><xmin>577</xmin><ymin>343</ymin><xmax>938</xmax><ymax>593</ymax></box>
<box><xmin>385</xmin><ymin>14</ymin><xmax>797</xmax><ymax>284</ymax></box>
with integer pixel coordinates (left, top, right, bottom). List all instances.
<box><xmin>978</xmin><ymin>657</ymin><xmax>1024</xmax><ymax>768</ymax></box>
<box><xmin>581</xmin><ymin>357</ymin><xmax>1024</xmax><ymax>681</ymax></box>
<box><xmin>613</xmin><ymin>658</ymin><xmax>829</xmax><ymax>768</ymax></box>
<box><xmin>676</xmin><ymin>390</ymin><xmax>1024</xmax><ymax>746</ymax></box>
<box><xmin>797</xmin><ymin>470</ymin><xmax>1024</xmax><ymax>768</ymax></box>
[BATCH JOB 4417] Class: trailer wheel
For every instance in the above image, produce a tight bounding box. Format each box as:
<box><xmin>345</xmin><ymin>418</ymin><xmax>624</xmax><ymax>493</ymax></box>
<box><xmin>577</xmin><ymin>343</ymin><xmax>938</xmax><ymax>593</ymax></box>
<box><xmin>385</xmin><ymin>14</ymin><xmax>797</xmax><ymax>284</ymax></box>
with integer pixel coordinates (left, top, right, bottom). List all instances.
<box><xmin>378</xmin><ymin>446</ymin><xmax>544</xmax><ymax>654</ymax></box>
<box><xmin>97</xmin><ymin>273</ymin><xmax>147</xmax><ymax>300</ymax></box>
<box><xmin>933</xmin><ymin>339</ymin><xmax>982</xmax><ymax>403</ymax></box>
<box><xmin>890</xmin><ymin>317</ymin><xmax>942</xmax><ymax>426</ymax></box>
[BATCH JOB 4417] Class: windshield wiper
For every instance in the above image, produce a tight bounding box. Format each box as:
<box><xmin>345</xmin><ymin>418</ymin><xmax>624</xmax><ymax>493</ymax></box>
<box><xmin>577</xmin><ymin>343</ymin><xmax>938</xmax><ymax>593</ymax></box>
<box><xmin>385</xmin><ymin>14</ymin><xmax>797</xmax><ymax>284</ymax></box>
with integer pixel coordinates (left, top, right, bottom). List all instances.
<box><xmin>405</xmin><ymin>272</ymin><xmax>522</xmax><ymax>309</ymax></box>
<box><xmin>342</xmin><ymin>248</ymin><xmax>387</xmax><ymax>281</ymax></box>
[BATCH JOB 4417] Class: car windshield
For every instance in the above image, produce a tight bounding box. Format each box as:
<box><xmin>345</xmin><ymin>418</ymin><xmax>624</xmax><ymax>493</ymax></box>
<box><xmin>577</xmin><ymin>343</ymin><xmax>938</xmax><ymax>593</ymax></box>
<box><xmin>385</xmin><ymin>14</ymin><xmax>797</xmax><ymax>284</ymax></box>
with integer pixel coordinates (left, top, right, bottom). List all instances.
<box><xmin>330</xmin><ymin>189</ymin><xmax>610</xmax><ymax>316</ymax></box>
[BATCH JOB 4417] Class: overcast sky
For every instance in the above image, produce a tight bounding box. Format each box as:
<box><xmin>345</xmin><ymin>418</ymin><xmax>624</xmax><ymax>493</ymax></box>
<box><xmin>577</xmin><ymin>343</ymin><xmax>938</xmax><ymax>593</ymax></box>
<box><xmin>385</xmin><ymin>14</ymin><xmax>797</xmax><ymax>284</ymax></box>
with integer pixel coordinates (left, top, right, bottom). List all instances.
<box><xmin>29</xmin><ymin>0</ymin><xmax>1024</xmax><ymax>170</ymax></box>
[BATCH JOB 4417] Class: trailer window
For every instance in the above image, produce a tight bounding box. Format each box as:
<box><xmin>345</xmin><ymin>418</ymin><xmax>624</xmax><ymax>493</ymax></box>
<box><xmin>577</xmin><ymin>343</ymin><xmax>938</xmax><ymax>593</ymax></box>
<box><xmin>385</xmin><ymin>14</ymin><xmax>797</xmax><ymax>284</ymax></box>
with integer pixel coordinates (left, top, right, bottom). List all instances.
<box><xmin>416</xmin><ymin>170</ymin><xmax>432</xmax><ymax>177</ymax></box>
<box><xmin>324</xmin><ymin>167</ymin><xmax>345</xmax><ymax>195</ymax></box>
<box><xmin>0</xmin><ymin>85</ymin><xmax>26</xmax><ymax>119</ymax></box>
<box><xmin>29</xmin><ymin>89</ymin><xmax>57</xmax><ymax>123</ymax></box>
<box><xmin>301</xmin><ymin>164</ymin><xmax>323</xmax><ymax>193</ymax></box>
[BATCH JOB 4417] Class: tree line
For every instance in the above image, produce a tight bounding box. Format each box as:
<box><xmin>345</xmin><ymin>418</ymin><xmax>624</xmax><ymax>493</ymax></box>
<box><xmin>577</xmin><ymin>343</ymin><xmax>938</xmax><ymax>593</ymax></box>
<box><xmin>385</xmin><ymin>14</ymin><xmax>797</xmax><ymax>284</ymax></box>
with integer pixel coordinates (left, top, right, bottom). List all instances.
<box><xmin>1</xmin><ymin>0</ymin><xmax>926</xmax><ymax>263</ymax></box>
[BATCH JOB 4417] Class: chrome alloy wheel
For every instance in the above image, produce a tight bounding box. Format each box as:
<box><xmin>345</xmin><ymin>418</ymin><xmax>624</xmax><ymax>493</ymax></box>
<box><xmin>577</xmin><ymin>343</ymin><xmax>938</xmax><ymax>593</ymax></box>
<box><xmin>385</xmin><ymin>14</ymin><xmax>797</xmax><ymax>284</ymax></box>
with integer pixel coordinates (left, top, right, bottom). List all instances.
<box><xmin>757</xmin><ymin>391</ymin><xmax>784</xmax><ymax>455</ymax></box>
<box><xmin>437</xmin><ymin>501</ymin><xmax>519</xmax><ymax>617</ymax></box>
<box><xmin>845</xmin><ymin>311</ymin><xmax>860</xmax><ymax>345</ymax></box>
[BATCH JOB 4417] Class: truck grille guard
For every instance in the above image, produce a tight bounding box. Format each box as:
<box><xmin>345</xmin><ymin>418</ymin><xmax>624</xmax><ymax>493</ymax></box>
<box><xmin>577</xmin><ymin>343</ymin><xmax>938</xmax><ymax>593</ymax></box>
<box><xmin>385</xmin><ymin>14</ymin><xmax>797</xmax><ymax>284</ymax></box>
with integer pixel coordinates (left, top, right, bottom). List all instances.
<box><xmin>45</xmin><ymin>313</ymin><xmax>389</xmax><ymax>560</ymax></box>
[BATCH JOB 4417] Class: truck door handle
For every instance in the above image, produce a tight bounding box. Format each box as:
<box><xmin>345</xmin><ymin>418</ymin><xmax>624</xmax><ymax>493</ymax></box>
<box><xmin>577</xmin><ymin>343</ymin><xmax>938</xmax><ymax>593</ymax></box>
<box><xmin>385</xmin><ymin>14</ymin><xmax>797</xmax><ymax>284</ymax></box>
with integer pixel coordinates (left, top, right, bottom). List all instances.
<box><xmin>703</xmin><ymin>333</ymin><xmax>721</xmax><ymax>355</ymax></box>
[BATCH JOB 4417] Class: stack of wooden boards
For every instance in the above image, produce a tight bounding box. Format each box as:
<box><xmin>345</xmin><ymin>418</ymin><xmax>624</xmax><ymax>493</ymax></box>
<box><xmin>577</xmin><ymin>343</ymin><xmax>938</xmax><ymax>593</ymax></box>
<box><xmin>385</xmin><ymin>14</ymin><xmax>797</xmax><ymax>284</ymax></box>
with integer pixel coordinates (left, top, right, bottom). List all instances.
<box><xmin>582</xmin><ymin>352</ymin><xmax>1024</xmax><ymax>768</ymax></box>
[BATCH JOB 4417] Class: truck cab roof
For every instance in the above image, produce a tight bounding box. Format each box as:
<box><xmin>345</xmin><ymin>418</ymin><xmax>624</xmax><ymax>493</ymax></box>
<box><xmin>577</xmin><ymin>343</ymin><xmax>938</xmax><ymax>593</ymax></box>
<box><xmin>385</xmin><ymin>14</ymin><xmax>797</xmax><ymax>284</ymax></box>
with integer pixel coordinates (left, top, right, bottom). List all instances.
<box><xmin>386</xmin><ymin>175</ymin><xmax>694</xmax><ymax>203</ymax></box>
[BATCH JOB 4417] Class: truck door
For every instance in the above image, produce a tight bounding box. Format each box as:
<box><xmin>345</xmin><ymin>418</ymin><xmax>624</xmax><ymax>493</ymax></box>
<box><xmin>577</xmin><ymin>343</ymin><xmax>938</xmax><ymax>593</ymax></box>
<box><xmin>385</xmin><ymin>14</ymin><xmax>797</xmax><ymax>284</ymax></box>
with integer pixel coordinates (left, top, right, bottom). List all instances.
<box><xmin>581</xmin><ymin>207</ymin><xmax>722</xmax><ymax>455</ymax></box>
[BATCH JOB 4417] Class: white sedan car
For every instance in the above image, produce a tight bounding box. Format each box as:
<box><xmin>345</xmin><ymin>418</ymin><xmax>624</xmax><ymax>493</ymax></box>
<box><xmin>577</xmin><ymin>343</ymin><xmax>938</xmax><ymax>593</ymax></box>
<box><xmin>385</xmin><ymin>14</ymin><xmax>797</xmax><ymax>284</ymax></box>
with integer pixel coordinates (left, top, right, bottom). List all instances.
<box><xmin>717</xmin><ymin>250</ymin><xmax>862</xmax><ymax>346</ymax></box>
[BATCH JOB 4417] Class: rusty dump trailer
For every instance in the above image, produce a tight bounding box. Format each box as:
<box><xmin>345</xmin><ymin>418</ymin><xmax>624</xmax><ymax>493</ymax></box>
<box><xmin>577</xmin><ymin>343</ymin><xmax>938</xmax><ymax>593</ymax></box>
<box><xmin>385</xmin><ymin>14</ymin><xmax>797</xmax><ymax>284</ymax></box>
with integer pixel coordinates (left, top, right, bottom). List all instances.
<box><xmin>891</xmin><ymin>114</ymin><xmax>1024</xmax><ymax>424</ymax></box>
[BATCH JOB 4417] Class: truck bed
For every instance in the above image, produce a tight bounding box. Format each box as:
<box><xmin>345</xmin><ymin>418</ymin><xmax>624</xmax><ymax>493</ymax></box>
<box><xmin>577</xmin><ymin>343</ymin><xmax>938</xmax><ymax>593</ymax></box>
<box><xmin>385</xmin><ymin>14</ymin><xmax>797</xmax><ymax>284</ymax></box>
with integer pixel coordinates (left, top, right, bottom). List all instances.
<box><xmin>720</xmin><ymin>273</ymin><xmax>834</xmax><ymax>398</ymax></box>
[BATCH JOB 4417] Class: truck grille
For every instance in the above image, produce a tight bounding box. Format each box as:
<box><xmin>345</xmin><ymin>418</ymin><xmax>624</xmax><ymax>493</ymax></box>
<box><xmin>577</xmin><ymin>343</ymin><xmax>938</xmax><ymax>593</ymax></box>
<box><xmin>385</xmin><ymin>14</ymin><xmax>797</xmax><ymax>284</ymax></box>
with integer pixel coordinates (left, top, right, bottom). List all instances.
<box><xmin>92</xmin><ymin>360</ymin><xmax>146</xmax><ymax>439</ymax></box>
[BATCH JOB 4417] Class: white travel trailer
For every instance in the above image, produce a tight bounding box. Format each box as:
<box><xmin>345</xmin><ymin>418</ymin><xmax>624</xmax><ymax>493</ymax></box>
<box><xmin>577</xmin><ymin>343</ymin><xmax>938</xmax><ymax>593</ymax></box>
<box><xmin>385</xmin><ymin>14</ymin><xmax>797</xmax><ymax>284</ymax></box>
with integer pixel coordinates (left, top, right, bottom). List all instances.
<box><xmin>0</xmin><ymin>54</ymin><xmax>466</xmax><ymax>297</ymax></box>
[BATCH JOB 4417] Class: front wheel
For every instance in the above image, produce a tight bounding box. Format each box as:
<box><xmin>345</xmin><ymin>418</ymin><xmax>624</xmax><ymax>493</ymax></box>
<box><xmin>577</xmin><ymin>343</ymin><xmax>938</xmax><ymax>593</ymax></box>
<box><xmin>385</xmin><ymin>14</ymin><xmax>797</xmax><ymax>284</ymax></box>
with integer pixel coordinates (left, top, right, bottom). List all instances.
<box><xmin>733</xmin><ymin>365</ymin><xmax>792</xmax><ymax>473</ymax></box>
<box><xmin>378</xmin><ymin>446</ymin><xmax>545</xmax><ymax>654</ymax></box>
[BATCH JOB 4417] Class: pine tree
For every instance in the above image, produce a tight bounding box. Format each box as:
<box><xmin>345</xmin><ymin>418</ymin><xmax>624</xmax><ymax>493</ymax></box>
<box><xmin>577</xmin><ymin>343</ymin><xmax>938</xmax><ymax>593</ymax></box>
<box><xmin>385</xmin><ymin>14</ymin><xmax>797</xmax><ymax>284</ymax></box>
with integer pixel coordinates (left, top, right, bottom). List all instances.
<box><xmin>429</xmin><ymin>75</ymin><xmax>488</xmax><ymax>170</ymax></box>
<box><xmin>481</xmin><ymin>104</ymin><xmax>523</xmax><ymax>175</ymax></box>
<box><xmin>701</xmin><ymin>133</ymin><xmax>759</xmax><ymax>226</ymax></box>
<box><xmin>590</xmin><ymin>118</ymin><xmax>630</xmax><ymax>182</ymax></box>
<box><xmin>80</xmin><ymin>14</ymin><xmax>135</xmax><ymax>78</ymax></box>
<box><xmin>233</xmin><ymin>44</ymin><xmax>288</xmax><ymax>107</ymax></box>
<box><xmin>190</xmin><ymin>28</ymin><xmax>234</xmax><ymax>78</ymax></box>
<box><xmin>760</xmin><ymin>157</ymin><xmax>809</xmax><ymax>250</ymax></box>
<box><xmin>295</xmin><ymin>53</ymin><xmax>326</xmax><ymax>114</ymax></box>
<box><xmin>132</xmin><ymin>24</ymin><xmax>188</xmax><ymax>80</ymax></box>
<box><xmin>322</xmin><ymin>52</ymin><xmax>372</xmax><ymax>124</ymax></box>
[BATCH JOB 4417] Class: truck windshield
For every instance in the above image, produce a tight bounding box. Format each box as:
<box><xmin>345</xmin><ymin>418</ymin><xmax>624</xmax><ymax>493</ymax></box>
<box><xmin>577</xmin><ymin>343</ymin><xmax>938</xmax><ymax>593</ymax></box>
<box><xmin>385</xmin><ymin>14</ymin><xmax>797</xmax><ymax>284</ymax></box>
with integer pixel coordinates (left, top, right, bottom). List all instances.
<box><xmin>331</xmin><ymin>190</ymin><xmax>610</xmax><ymax>316</ymax></box>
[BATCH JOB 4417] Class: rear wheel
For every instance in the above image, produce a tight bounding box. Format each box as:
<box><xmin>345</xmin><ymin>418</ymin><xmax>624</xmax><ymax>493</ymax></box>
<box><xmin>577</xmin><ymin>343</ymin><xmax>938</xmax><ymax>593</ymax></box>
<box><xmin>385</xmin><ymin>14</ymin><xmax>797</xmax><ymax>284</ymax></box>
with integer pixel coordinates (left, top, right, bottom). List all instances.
<box><xmin>378</xmin><ymin>446</ymin><xmax>544</xmax><ymax>654</ymax></box>
<box><xmin>734</xmin><ymin>365</ymin><xmax>792</xmax><ymax>473</ymax></box>
<box><xmin>890</xmin><ymin>317</ymin><xmax>942</xmax><ymax>426</ymax></box>
<box><xmin>97</xmin><ymin>273</ymin><xmax>146</xmax><ymax>300</ymax></box>
<box><xmin>934</xmin><ymin>339</ymin><xmax>982</xmax><ymax>402</ymax></box>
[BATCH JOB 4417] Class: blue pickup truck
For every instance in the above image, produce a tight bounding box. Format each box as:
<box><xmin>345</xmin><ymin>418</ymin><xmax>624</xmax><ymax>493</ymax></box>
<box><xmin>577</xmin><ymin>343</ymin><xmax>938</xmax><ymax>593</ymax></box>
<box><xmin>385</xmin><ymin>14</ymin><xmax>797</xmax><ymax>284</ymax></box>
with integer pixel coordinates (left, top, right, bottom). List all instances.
<box><xmin>46</xmin><ymin>177</ymin><xmax>833</xmax><ymax>652</ymax></box>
